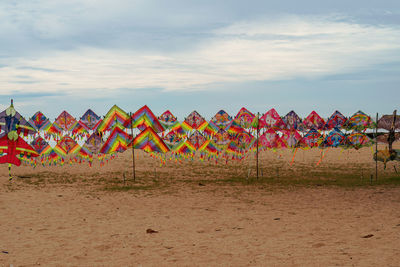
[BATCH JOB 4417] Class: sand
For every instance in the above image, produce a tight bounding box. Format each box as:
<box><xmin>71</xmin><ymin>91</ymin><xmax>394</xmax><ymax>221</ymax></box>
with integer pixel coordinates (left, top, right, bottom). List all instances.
<box><xmin>1</xmin><ymin>145</ymin><xmax>400</xmax><ymax>266</ymax></box>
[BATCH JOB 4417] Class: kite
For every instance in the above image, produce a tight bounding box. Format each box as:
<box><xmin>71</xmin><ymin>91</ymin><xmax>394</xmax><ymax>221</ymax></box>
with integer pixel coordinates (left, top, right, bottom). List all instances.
<box><xmin>79</xmin><ymin>109</ymin><xmax>102</xmax><ymax>131</ymax></box>
<box><xmin>187</xmin><ymin>130</ymin><xmax>207</xmax><ymax>150</ymax></box>
<box><xmin>347</xmin><ymin>132</ymin><xmax>372</xmax><ymax>149</ymax></box>
<box><xmin>259</xmin><ymin>108</ymin><xmax>286</xmax><ymax>130</ymax></box>
<box><xmin>303</xmin><ymin>111</ymin><xmax>325</xmax><ymax>130</ymax></box>
<box><xmin>100</xmin><ymin>126</ymin><xmax>133</xmax><ymax>154</ymax></box>
<box><xmin>212</xmin><ymin>128</ymin><xmax>231</xmax><ymax>147</ymax></box>
<box><xmin>71</xmin><ymin>121</ymin><xmax>89</xmax><ymax>139</ymax></box>
<box><xmin>84</xmin><ymin>133</ymin><xmax>103</xmax><ymax>154</ymax></box>
<box><xmin>169</xmin><ymin>122</ymin><xmax>187</xmax><ymax>137</ymax></box>
<box><xmin>322</xmin><ymin>128</ymin><xmax>346</xmax><ymax>148</ymax></box>
<box><xmin>53</xmin><ymin>111</ymin><xmax>78</xmax><ymax>132</ymax></box>
<box><xmin>0</xmin><ymin>101</ymin><xmax>39</xmax><ymax>166</ymax></box>
<box><xmin>130</xmin><ymin>105</ymin><xmax>164</xmax><ymax>133</ymax></box>
<box><xmin>203</xmin><ymin>121</ymin><xmax>220</xmax><ymax>137</ymax></box>
<box><xmin>281</xmin><ymin>130</ymin><xmax>302</xmax><ymax>148</ymax></box>
<box><xmin>210</xmin><ymin>110</ymin><xmax>232</xmax><ymax>129</ymax></box>
<box><xmin>259</xmin><ymin>129</ymin><xmax>287</xmax><ymax>149</ymax></box>
<box><xmin>158</xmin><ymin>110</ymin><xmax>178</xmax><ymax>129</ymax></box>
<box><xmin>182</xmin><ymin>111</ymin><xmax>207</xmax><ymax>131</ymax></box>
<box><xmin>233</xmin><ymin>107</ymin><xmax>255</xmax><ymax>129</ymax></box>
<box><xmin>133</xmin><ymin>127</ymin><xmax>169</xmax><ymax>153</ymax></box>
<box><xmin>325</xmin><ymin>110</ymin><xmax>347</xmax><ymax>130</ymax></box>
<box><xmin>345</xmin><ymin>111</ymin><xmax>373</xmax><ymax>132</ymax></box>
<box><xmin>53</xmin><ymin>135</ymin><xmax>80</xmax><ymax>156</ymax></box>
<box><xmin>31</xmin><ymin>136</ymin><xmax>52</xmax><ymax>155</ymax></box>
<box><xmin>163</xmin><ymin>130</ymin><xmax>184</xmax><ymax>149</ymax></box>
<box><xmin>97</xmin><ymin>105</ymin><xmax>130</xmax><ymax>133</ymax></box>
<box><xmin>299</xmin><ymin>128</ymin><xmax>322</xmax><ymax>148</ymax></box>
<box><xmin>29</xmin><ymin>111</ymin><xmax>52</xmax><ymax>132</ymax></box>
<box><xmin>282</xmin><ymin>111</ymin><xmax>304</xmax><ymax>131</ymax></box>
<box><xmin>225</xmin><ymin>120</ymin><xmax>244</xmax><ymax>135</ymax></box>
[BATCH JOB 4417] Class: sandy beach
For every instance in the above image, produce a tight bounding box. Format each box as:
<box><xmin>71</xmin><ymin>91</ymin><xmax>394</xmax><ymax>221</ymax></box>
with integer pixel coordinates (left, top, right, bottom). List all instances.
<box><xmin>1</xmin><ymin>146</ymin><xmax>400</xmax><ymax>266</ymax></box>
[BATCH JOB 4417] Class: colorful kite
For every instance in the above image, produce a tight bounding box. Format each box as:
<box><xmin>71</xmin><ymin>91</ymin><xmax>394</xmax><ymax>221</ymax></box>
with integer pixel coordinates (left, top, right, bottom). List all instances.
<box><xmin>97</xmin><ymin>105</ymin><xmax>130</xmax><ymax>133</ymax></box>
<box><xmin>158</xmin><ymin>110</ymin><xmax>178</xmax><ymax>129</ymax></box>
<box><xmin>345</xmin><ymin>111</ymin><xmax>373</xmax><ymax>132</ymax></box>
<box><xmin>133</xmin><ymin>127</ymin><xmax>169</xmax><ymax>153</ymax></box>
<box><xmin>210</xmin><ymin>110</ymin><xmax>232</xmax><ymax>129</ymax></box>
<box><xmin>281</xmin><ymin>130</ymin><xmax>302</xmax><ymax>148</ymax></box>
<box><xmin>187</xmin><ymin>130</ymin><xmax>207</xmax><ymax>150</ymax></box>
<box><xmin>169</xmin><ymin>121</ymin><xmax>187</xmax><ymax>137</ymax></box>
<box><xmin>260</xmin><ymin>108</ymin><xmax>286</xmax><ymax>130</ymax></box>
<box><xmin>282</xmin><ymin>111</ymin><xmax>304</xmax><ymax>131</ymax></box>
<box><xmin>130</xmin><ymin>105</ymin><xmax>164</xmax><ymax>133</ymax></box>
<box><xmin>303</xmin><ymin>111</ymin><xmax>325</xmax><ymax>130</ymax></box>
<box><xmin>100</xmin><ymin>126</ymin><xmax>132</xmax><ymax>154</ymax></box>
<box><xmin>259</xmin><ymin>129</ymin><xmax>287</xmax><ymax>149</ymax></box>
<box><xmin>212</xmin><ymin>128</ymin><xmax>231</xmax><ymax>147</ymax></box>
<box><xmin>182</xmin><ymin>111</ymin><xmax>207</xmax><ymax>131</ymax></box>
<box><xmin>203</xmin><ymin>121</ymin><xmax>219</xmax><ymax>136</ymax></box>
<box><xmin>53</xmin><ymin>111</ymin><xmax>78</xmax><ymax>132</ymax></box>
<box><xmin>325</xmin><ymin>110</ymin><xmax>347</xmax><ymax>130</ymax></box>
<box><xmin>163</xmin><ymin>130</ymin><xmax>184</xmax><ymax>149</ymax></box>
<box><xmin>346</xmin><ymin>132</ymin><xmax>372</xmax><ymax>149</ymax></box>
<box><xmin>322</xmin><ymin>128</ymin><xmax>346</xmax><ymax>147</ymax></box>
<box><xmin>79</xmin><ymin>109</ymin><xmax>102</xmax><ymax>131</ymax></box>
<box><xmin>54</xmin><ymin>135</ymin><xmax>80</xmax><ymax>156</ymax></box>
<box><xmin>29</xmin><ymin>111</ymin><xmax>52</xmax><ymax>132</ymax></box>
<box><xmin>233</xmin><ymin>107</ymin><xmax>255</xmax><ymax>129</ymax></box>
<box><xmin>71</xmin><ymin>121</ymin><xmax>89</xmax><ymax>139</ymax></box>
<box><xmin>31</xmin><ymin>137</ymin><xmax>52</xmax><ymax>155</ymax></box>
<box><xmin>84</xmin><ymin>133</ymin><xmax>103</xmax><ymax>154</ymax></box>
<box><xmin>299</xmin><ymin>128</ymin><xmax>322</xmax><ymax>148</ymax></box>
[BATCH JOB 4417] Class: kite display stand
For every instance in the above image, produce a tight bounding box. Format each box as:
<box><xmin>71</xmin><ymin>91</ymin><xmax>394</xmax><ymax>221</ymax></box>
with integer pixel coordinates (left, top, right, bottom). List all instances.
<box><xmin>130</xmin><ymin>112</ymin><xmax>136</xmax><ymax>181</ymax></box>
<box><xmin>256</xmin><ymin>112</ymin><xmax>260</xmax><ymax>180</ymax></box>
<box><xmin>375</xmin><ymin>112</ymin><xmax>378</xmax><ymax>181</ymax></box>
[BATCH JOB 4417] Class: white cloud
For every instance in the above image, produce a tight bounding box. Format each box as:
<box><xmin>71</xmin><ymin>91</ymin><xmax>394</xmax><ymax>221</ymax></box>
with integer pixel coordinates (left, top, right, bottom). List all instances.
<box><xmin>1</xmin><ymin>15</ymin><xmax>400</xmax><ymax>95</ymax></box>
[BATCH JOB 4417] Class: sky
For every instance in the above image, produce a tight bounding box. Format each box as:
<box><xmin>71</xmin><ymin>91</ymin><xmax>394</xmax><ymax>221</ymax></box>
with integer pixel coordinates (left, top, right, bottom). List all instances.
<box><xmin>0</xmin><ymin>0</ymin><xmax>399</xmax><ymax>120</ymax></box>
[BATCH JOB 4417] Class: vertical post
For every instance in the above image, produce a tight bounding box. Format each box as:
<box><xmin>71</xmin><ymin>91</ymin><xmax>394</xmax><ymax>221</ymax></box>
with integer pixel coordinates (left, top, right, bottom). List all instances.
<box><xmin>256</xmin><ymin>112</ymin><xmax>259</xmax><ymax>180</ymax></box>
<box><xmin>375</xmin><ymin>113</ymin><xmax>378</xmax><ymax>181</ymax></box>
<box><xmin>8</xmin><ymin>163</ymin><xmax>12</xmax><ymax>181</ymax></box>
<box><xmin>130</xmin><ymin>112</ymin><xmax>136</xmax><ymax>181</ymax></box>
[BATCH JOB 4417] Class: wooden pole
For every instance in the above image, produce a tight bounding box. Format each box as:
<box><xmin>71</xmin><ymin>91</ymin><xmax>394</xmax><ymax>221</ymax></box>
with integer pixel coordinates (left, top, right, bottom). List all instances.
<box><xmin>130</xmin><ymin>112</ymin><xmax>136</xmax><ymax>181</ymax></box>
<box><xmin>375</xmin><ymin>112</ymin><xmax>378</xmax><ymax>181</ymax></box>
<box><xmin>256</xmin><ymin>112</ymin><xmax>260</xmax><ymax>180</ymax></box>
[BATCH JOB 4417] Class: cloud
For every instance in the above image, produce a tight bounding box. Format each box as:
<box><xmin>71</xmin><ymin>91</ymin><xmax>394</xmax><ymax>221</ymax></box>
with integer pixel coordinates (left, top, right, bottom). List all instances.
<box><xmin>0</xmin><ymin>15</ymin><xmax>400</xmax><ymax>95</ymax></box>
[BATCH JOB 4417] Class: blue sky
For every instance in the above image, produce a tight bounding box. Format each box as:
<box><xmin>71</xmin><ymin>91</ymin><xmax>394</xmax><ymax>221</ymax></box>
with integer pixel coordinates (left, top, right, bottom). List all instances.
<box><xmin>0</xmin><ymin>0</ymin><xmax>399</xmax><ymax>120</ymax></box>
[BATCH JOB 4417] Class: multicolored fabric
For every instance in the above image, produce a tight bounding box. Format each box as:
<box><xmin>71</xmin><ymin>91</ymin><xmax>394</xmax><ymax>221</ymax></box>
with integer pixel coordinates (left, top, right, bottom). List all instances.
<box><xmin>346</xmin><ymin>132</ymin><xmax>372</xmax><ymax>149</ymax></box>
<box><xmin>299</xmin><ymin>128</ymin><xmax>322</xmax><ymax>148</ymax></box>
<box><xmin>169</xmin><ymin>122</ymin><xmax>187</xmax><ymax>137</ymax></box>
<box><xmin>53</xmin><ymin>111</ymin><xmax>78</xmax><ymax>132</ymax></box>
<box><xmin>259</xmin><ymin>129</ymin><xmax>287</xmax><ymax>149</ymax></box>
<box><xmin>225</xmin><ymin>120</ymin><xmax>244</xmax><ymax>135</ymax></box>
<box><xmin>281</xmin><ymin>130</ymin><xmax>302</xmax><ymax>148</ymax></box>
<box><xmin>131</xmin><ymin>105</ymin><xmax>164</xmax><ymax>133</ymax></box>
<box><xmin>187</xmin><ymin>130</ymin><xmax>207</xmax><ymax>150</ymax></box>
<box><xmin>133</xmin><ymin>127</ymin><xmax>169</xmax><ymax>153</ymax></box>
<box><xmin>325</xmin><ymin>110</ymin><xmax>347</xmax><ymax>130</ymax></box>
<box><xmin>31</xmin><ymin>137</ymin><xmax>51</xmax><ymax>155</ymax></box>
<box><xmin>377</xmin><ymin>114</ymin><xmax>400</xmax><ymax>131</ymax></box>
<box><xmin>79</xmin><ymin>109</ymin><xmax>102</xmax><ymax>131</ymax></box>
<box><xmin>97</xmin><ymin>105</ymin><xmax>130</xmax><ymax>133</ymax></box>
<box><xmin>260</xmin><ymin>108</ymin><xmax>286</xmax><ymax>129</ymax></box>
<box><xmin>100</xmin><ymin>126</ymin><xmax>132</xmax><ymax>154</ymax></box>
<box><xmin>182</xmin><ymin>111</ymin><xmax>207</xmax><ymax>131</ymax></box>
<box><xmin>303</xmin><ymin>111</ymin><xmax>325</xmax><ymax>130</ymax></box>
<box><xmin>71</xmin><ymin>122</ymin><xmax>89</xmax><ymax>139</ymax></box>
<box><xmin>84</xmin><ymin>133</ymin><xmax>103</xmax><ymax>154</ymax></box>
<box><xmin>212</xmin><ymin>128</ymin><xmax>231</xmax><ymax>146</ymax></box>
<box><xmin>210</xmin><ymin>110</ymin><xmax>232</xmax><ymax>129</ymax></box>
<box><xmin>163</xmin><ymin>130</ymin><xmax>184</xmax><ymax>148</ymax></box>
<box><xmin>0</xmin><ymin>105</ymin><xmax>36</xmax><ymax>138</ymax></box>
<box><xmin>322</xmin><ymin>128</ymin><xmax>346</xmax><ymax>147</ymax></box>
<box><xmin>345</xmin><ymin>111</ymin><xmax>373</xmax><ymax>131</ymax></box>
<box><xmin>199</xmin><ymin>140</ymin><xmax>221</xmax><ymax>156</ymax></box>
<box><xmin>54</xmin><ymin>135</ymin><xmax>80</xmax><ymax>156</ymax></box>
<box><xmin>234</xmin><ymin>131</ymin><xmax>255</xmax><ymax>151</ymax></box>
<box><xmin>203</xmin><ymin>121</ymin><xmax>219</xmax><ymax>136</ymax></box>
<box><xmin>172</xmin><ymin>140</ymin><xmax>196</xmax><ymax>154</ymax></box>
<box><xmin>29</xmin><ymin>111</ymin><xmax>51</xmax><ymax>132</ymax></box>
<box><xmin>158</xmin><ymin>110</ymin><xmax>178</xmax><ymax>129</ymax></box>
<box><xmin>233</xmin><ymin>107</ymin><xmax>255</xmax><ymax>129</ymax></box>
<box><xmin>282</xmin><ymin>111</ymin><xmax>304</xmax><ymax>131</ymax></box>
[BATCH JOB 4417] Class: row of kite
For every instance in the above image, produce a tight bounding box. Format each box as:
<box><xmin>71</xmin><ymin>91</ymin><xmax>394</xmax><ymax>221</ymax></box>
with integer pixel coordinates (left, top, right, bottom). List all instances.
<box><xmin>1</xmin><ymin>103</ymin><xmax>398</xmax><ymax>167</ymax></box>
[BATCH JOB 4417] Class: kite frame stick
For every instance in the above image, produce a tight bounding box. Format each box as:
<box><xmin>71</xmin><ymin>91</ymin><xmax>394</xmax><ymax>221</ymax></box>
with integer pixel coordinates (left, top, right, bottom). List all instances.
<box><xmin>256</xmin><ymin>112</ymin><xmax>259</xmax><ymax>180</ymax></box>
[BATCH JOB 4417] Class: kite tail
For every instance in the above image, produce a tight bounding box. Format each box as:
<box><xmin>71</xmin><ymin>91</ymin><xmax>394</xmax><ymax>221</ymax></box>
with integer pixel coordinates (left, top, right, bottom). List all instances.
<box><xmin>290</xmin><ymin>148</ymin><xmax>298</xmax><ymax>166</ymax></box>
<box><xmin>8</xmin><ymin>163</ymin><xmax>12</xmax><ymax>181</ymax></box>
